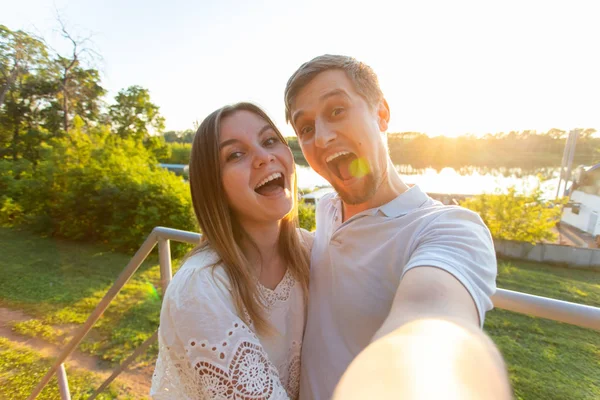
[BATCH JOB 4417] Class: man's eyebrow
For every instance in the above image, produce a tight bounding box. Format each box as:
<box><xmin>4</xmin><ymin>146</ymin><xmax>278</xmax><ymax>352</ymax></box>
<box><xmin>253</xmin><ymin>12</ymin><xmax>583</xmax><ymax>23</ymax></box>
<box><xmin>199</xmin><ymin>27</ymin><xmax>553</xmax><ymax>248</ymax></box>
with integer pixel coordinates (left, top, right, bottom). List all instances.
<box><xmin>219</xmin><ymin>125</ymin><xmax>272</xmax><ymax>149</ymax></box>
<box><xmin>291</xmin><ymin>89</ymin><xmax>349</xmax><ymax>127</ymax></box>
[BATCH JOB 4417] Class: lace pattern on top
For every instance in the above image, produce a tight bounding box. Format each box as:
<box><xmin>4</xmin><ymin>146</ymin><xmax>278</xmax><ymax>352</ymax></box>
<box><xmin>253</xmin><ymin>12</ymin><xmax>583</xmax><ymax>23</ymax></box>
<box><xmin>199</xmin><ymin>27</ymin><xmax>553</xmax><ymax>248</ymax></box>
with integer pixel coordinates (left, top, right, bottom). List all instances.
<box><xmin>257</xmin><ymin>269</ymin><xmax>295</xmax><ymax>309</ymax></box>
<box><xmin>151</xmin><ymin>320</ymin><xmax>290</xmax><ymax>399</ymax></box>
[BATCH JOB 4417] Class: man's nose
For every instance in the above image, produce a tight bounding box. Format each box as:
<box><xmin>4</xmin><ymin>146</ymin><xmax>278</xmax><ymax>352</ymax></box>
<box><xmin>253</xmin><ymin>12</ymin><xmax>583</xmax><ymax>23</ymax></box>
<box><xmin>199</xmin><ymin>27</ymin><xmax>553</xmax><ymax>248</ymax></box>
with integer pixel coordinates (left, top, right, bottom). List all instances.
<box><xmin>315</xmin><ymin>119</ymin><xmax>337</xmax><ymax>149</ymax></box>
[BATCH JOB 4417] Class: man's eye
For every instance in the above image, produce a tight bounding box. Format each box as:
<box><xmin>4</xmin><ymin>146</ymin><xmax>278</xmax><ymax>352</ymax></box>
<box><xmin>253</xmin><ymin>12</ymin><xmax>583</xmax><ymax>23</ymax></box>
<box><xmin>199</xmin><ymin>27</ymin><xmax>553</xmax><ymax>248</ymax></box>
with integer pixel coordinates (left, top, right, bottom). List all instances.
<box><xmin>226</xmin><ymin>152</ymin><xmax>243</xmax><ymax>162</ymax></box>
<box><xmin>300</xmin><ymin>125</ymin><xmax>314</xmax><ymax>137</ymax></box>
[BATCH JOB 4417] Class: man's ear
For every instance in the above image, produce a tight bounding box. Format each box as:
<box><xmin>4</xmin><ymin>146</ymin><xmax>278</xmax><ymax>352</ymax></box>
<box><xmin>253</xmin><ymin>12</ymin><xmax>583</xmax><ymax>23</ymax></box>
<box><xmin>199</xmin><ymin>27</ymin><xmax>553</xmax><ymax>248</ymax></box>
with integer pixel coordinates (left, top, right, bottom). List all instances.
<box><xmin>377</xmin><ymin>98</ymin><xmax>390</xmax><ymax>132</ymax></box>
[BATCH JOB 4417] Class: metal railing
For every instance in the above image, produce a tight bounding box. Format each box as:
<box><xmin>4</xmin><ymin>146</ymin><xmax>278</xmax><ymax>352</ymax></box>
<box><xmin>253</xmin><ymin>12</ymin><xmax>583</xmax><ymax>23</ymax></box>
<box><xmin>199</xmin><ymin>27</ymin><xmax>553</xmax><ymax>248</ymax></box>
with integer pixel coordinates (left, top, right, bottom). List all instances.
<box><xmin>27</xmin><ymin>227</ymin><xmax>600</xmax><ymax>399</ymax></box>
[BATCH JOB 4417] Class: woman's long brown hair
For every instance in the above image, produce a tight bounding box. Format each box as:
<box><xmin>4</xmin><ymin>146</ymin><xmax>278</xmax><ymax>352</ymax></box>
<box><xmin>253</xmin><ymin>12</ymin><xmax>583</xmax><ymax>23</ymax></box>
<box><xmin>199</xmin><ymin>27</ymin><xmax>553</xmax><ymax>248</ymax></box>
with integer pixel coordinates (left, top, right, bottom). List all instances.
<box><xmin>187</xmin><ymin>102</ymin><xmax>310</xmax><ymax>335</ymax></box>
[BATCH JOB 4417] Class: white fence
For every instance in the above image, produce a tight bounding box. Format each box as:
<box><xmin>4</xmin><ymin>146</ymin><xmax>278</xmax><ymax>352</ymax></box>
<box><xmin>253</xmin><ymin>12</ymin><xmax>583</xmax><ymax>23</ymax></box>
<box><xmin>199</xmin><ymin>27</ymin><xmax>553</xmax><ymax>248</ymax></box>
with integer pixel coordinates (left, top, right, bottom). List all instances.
<box><xmin>494</xmin><ymin>239</ymin><xmax>600</xmax><ymax>269</ymax></box>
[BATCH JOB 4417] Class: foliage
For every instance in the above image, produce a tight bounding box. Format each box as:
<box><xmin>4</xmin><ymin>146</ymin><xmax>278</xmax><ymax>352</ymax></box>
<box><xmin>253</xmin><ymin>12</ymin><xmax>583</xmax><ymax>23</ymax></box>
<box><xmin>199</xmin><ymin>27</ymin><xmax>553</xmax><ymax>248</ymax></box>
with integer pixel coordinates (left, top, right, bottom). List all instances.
<box><xmin>298</xmin><ymin>201</ymin><xmax>316</xmax><ymax>232</ymax></box>
<box><xmin>460</xmin><ymin>186</ymin><xmax>566</xmax><ymax>243</ymax></box>
<box><xmin>387</xmin><ymin>129</ymin><xmax>599</xmax><ymax>171</ymax></box>
<box><xmin>163</xmin><ymin>129</ymin><xmax>195</xmax><ymax>143</ymax></box>
<box><xmin>159</xmin><ymin>142</ymin><xmax>192</xmax><ymax>165</ymax></box>
<box><xmin>0</xmin><ymin>126</ymin><xmax>197</xmax><ymax>255</ymax></box>
<box><xmin>109</xmin><ymin>85</ymin><xmax>165</xmax><ymax>141</ymax></box>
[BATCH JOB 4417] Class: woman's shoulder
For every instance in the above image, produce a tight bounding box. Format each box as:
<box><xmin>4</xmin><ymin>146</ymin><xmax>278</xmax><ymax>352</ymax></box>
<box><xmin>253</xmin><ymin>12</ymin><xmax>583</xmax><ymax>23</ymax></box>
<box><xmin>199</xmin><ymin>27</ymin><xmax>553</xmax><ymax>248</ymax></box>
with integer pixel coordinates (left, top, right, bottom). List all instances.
<box><xmin>297</xmin><ymin>227</ymin><xmax>314</xmax><ymax>250</ymax></box>
<box><xmin>164</xmin><ymin>248</ymin><xmax>232</xmax><ymax>304</ymax></box>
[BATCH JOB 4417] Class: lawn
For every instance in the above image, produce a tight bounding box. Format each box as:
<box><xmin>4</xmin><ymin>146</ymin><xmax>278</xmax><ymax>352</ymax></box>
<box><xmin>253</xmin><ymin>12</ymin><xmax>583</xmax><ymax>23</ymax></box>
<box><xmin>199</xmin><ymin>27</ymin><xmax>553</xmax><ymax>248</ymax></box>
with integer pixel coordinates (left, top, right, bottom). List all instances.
<box><xmin>0</xmin><ymin>337</ymin><xmax>129</xmax><ymax>400</ymax></box>
<box><xmin>0</xmin><ymin>227</ymin><xmax>599</xmax><ymax>399</ymax></box>
<box><xmin>484</xmin><ymin>261</ymin><xmax>600</xmax><ymax>399</ymax></box>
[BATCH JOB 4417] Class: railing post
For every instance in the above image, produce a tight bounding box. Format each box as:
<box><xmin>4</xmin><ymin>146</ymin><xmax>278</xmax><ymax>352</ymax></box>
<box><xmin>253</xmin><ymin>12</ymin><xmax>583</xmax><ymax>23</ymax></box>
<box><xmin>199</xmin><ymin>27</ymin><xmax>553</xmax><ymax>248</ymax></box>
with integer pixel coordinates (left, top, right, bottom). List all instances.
<box><xmin>27</xmin><ymin>231</ymin><xmax>159</xmax><ymax>400</ymax></box>
<box><xmin>57</xmin><ymin>364</ymin><xmax>71</xmax><ymax>400</ymax></box>
<box><xmin>158</xmin><ymin>237</ymin><xmax>172</xmax><ymax>292</ymax></box>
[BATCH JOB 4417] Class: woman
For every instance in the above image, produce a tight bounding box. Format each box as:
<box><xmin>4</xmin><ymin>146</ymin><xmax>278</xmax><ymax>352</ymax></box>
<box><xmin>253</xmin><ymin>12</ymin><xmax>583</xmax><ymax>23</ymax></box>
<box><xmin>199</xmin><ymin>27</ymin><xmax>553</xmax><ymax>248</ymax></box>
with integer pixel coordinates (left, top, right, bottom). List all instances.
<box><xmin>151</xmin><ymin>103</ymin><xmax>311</xmax><ymax>399</ymax></box>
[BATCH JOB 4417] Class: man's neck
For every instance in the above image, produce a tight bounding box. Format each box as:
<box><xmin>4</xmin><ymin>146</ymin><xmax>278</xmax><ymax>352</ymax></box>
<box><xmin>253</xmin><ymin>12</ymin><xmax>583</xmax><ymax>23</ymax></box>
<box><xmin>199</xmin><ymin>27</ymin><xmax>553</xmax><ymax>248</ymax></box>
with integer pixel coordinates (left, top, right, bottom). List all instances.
<box><xmin>343</xmin><ymin>159</ymin><xmax>409</xmax><ymax>221</ymax></box>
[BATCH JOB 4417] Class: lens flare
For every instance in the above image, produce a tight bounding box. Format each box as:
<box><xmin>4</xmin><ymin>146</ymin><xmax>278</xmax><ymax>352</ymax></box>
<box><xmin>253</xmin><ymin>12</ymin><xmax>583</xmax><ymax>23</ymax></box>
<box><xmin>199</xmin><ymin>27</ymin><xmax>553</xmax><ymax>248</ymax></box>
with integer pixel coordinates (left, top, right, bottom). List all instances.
<box><xmin>145</xmin><ymin>281</ymin><xmax>161</xmax><ymax>301</ymax></box>
<box><xmin>350</xmin><ymin>157</ymin><xmax>370</xmax><ymax>178</ymax></box>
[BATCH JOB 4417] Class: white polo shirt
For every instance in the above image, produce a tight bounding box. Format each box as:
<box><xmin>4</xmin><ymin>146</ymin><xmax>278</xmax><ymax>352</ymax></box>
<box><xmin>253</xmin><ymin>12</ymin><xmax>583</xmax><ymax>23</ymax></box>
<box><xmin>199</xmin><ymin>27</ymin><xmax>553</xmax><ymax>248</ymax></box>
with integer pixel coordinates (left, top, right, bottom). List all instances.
<box><xmin>299</xmin><ymin>185</ymin><xmax>497</xmax><ymax>400</ymax></box>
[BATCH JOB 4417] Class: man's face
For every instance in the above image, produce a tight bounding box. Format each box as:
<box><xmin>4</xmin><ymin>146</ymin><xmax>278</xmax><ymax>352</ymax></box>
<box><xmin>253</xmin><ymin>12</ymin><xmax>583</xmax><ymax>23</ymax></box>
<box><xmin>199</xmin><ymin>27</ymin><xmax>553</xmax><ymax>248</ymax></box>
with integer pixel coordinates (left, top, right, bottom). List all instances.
<box><xmin>290</xmin><ymin>69</ymin><xmax>389</xmax><ymax>205</ymax></box>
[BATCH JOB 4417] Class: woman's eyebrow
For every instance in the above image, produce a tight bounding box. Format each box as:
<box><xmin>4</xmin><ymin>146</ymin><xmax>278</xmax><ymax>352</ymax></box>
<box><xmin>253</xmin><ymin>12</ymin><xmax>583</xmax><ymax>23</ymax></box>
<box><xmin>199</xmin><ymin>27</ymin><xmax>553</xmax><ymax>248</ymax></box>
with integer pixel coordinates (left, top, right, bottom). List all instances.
<box><xmin>257</xmin><ymin>124</ymin><xmax>273</xmax><ymax>136</ymax></box>
<box><xmin>219</xmin><ymin>138</ymin><xmax>240</xmax><ymax>150</ymax></box>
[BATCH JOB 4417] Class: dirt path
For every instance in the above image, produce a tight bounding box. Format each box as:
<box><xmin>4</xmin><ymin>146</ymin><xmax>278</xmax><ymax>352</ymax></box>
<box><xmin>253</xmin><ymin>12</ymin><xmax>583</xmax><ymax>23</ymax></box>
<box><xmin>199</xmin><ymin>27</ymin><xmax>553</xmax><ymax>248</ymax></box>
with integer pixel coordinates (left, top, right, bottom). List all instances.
<box><xmin>0</xmin><ymin>307</ymin><xmax>152</xmax><ymax>399</ymax></box>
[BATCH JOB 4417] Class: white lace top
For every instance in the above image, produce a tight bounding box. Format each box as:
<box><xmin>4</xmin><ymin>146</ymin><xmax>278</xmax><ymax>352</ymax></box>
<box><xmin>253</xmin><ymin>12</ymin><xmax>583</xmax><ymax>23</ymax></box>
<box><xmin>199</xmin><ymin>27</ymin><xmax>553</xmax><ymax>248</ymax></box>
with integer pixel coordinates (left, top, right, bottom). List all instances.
<box><xmin>150</xmin><ymin>249</ymin><xmax>305</xmax><ymax>400</ymax></box>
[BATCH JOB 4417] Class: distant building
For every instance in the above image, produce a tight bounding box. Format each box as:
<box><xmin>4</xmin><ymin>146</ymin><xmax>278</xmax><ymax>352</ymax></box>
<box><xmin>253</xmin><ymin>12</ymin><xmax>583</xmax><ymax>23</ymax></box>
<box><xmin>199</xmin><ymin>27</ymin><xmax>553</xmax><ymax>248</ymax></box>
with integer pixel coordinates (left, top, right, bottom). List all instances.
<box><xmin>301</xmin><ymin>187</ymin><xmax>335</xmax><ymax>205</ymax></box>
<box><xmin>561</xmin><ymin>164</ymin><xmax>600</xmax><ymax>236</ymax></box>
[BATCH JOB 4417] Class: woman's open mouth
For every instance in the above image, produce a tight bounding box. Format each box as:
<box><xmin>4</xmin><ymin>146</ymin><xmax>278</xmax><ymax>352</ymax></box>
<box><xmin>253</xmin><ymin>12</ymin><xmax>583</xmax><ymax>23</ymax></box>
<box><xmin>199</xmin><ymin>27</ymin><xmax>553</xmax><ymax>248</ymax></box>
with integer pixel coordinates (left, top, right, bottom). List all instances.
<box><xmin>254</xmin><ymin>172</ymin><xmax>285</xmax><ymax>196</ymax></box>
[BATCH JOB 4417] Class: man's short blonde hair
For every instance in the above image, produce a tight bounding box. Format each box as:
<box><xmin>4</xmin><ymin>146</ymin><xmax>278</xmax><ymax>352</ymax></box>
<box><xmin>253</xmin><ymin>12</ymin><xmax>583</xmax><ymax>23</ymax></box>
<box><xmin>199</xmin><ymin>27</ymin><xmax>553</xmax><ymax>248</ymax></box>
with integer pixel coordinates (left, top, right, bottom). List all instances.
<box><xmin>284</xmin><ymin>55</ymin><xmax>384</xmax><ymax>124</ymax></box>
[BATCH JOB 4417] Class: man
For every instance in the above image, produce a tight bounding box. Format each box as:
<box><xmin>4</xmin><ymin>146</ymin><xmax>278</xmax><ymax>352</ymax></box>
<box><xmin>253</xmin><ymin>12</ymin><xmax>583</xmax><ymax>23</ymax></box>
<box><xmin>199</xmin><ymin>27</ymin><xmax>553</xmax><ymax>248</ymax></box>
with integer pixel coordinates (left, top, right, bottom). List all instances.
<box><xmin>284</xmin><ymin>55</ymin><xmax>509</xmax><ymax>399</ymax></box>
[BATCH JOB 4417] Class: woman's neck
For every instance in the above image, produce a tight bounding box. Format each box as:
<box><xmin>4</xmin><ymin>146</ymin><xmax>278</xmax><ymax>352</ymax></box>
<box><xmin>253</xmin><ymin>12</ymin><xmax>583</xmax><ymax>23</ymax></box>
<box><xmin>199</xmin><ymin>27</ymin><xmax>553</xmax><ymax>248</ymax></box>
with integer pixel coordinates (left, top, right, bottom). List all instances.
<box><xmin>238</xmin><ymin>219</ymin><xmax>283</xmax><ymax>276</ymax></box>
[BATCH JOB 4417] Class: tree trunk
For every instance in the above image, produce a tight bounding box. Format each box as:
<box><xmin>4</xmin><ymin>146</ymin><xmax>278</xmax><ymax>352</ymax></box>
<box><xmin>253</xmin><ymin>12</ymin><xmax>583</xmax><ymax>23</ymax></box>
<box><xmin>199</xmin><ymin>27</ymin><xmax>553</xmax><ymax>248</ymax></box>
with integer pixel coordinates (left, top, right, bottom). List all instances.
<box><xmin>0</xmin><ymin>65</ymin><xmax>19</xmax><ymax>109</ymax></box>
<box><xmin>12</xmin><ymin>120</ymin><xmax>19</xmax><ymax>161</ymax></box>
<box><xmin>62</xmin><ymin>76</ymin><xmax>69</xmax><ymax>135</ymax></box>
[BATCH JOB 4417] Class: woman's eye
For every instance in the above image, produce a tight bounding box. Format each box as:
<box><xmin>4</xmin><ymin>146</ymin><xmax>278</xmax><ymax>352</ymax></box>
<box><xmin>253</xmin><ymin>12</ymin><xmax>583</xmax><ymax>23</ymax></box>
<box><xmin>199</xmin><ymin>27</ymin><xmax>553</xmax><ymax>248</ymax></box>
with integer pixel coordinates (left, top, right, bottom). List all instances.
<box><xmin>332</xmin><ymin>107</ymin><xmax>344</xmax><ymax>117</ymax></box>
<box><xmin>226</xmin><ymin>152</ymin><xmax>243</xmax><ymax>162</ymax></box>
<box><xmin>264</xmin><ymin>137</ymin><xmax>279</xmax><ymax>147</ymax></box>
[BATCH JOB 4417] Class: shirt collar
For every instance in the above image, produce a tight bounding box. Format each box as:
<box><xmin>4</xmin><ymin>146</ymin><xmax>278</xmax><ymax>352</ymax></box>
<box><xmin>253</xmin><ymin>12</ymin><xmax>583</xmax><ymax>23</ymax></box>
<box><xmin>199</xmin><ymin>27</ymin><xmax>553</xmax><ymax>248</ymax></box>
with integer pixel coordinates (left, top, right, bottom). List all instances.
<box><xmin>376</xmin><ymin>185</ymin><xmax>430</xmax><ymax>218</ymax></box>
<box><xmin>331</xmin><ymin>184</ymin><xmax>430</xmax><ymax>221</ymax></box>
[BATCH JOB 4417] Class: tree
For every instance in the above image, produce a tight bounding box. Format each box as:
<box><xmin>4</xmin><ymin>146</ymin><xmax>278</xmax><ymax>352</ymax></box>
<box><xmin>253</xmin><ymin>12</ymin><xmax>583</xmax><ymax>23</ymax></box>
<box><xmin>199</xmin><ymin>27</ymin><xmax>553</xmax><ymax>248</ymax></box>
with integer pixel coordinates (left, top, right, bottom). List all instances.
<box><xmin>42</xmin><ymin>64</ymin><xmax>105</xmax><ymax>136</ymax></box>
<box><xmin>49</xmin><ymin>17</ymin><xmax>104</xmax><ymax>135</ymax></box>
<box><xmin>460</xmin><ymin>186</ymin><xmax>566</xmax><ymax>243</ymax></box>
<box><xmin>0</xmin><ymin>25</ymin><xmax>48</xmax><ymax>108</ymax></box>
<box><xmin>109</xmin><ymin>85</ymin><xmax>165</xmax><ymax>141</ymax></box>
<box><xmin>0</xmin><ymin>27</ymin><xmax>53</xmax><ymax>162</ymax></box>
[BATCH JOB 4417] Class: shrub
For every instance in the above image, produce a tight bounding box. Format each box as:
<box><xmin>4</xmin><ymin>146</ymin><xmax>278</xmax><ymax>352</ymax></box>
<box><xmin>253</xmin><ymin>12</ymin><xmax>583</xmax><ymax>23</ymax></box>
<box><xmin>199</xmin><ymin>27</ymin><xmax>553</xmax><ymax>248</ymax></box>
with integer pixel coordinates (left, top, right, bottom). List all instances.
<box><xmin>0</xmin><ymin>128</ymin><xmax>197</xmax><ymax>256</ymax></box>
<box><xmin>298</xmin><ymin>201</ymin><xmax>316</xmax><ymax>232</ymax></box>
<box><xmin>460</xmin><ymin>186</ymin><xmax>566</xmax><ymax>243</ymax></box>
<box><xmin>159</xmin><ymin>143</ymin><xmax>192</xmax><ymax>165</ymax></box>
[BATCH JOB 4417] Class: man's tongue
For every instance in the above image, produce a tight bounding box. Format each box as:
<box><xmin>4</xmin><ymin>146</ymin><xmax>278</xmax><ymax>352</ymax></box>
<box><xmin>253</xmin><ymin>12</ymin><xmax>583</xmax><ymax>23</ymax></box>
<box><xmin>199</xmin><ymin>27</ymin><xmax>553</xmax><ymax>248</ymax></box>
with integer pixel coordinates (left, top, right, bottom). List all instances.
<box><xmin>336</xmin><ymin>155</ymin><xmax>356</xmax><ymax>180</ymax></box>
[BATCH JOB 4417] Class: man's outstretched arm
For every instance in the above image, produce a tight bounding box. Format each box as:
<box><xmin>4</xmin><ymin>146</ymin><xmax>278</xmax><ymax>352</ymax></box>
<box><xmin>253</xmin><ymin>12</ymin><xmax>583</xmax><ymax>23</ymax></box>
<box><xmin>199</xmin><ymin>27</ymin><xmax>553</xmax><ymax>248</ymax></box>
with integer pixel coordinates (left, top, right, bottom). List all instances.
<box><xmin>334</xmin><ymin>265</ymin><xmax>511</xmax><ymax>399</ymax></box>
<box><xmin>371</xmin><ymin>266</ymin><xmax>480</xmax><ymax>342</ymax></box>
<box><xmin>333</xmin><ymin>316</ymin><xmax>512</xmax><ymax>400</ymax></box>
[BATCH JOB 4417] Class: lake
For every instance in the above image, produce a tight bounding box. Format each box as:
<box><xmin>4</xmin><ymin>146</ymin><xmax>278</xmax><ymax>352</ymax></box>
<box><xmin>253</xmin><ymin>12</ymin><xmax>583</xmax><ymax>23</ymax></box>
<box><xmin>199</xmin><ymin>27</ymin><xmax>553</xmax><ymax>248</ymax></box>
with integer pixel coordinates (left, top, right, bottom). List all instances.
<box><xmin>296</xmin><ymin>164</ymin><xmax>562</xmax><ymax>198</ymax></box>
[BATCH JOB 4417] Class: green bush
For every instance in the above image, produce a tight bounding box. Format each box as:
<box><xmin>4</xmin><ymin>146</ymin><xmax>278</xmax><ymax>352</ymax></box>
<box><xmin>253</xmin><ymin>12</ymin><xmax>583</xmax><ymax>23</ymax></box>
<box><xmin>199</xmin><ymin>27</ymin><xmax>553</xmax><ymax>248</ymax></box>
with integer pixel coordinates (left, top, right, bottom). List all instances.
<box><xmin>460</xmin><ymin>186</ymin><xmax>566</xmax><ymax>243</ymax></box>
<box><xmin>159</xmin><ymin>142</ymin><xmax>192</xmax><ymax>165</ymax></box>
<box><xmin>298</xmin><ymin>201</ymin><xmax>316</xmax><ymax>232</ymax></box>
<box><xmin>0</xmin><ymin>127</ymin><xmax>197</xmax><ymax>256</ymax></box>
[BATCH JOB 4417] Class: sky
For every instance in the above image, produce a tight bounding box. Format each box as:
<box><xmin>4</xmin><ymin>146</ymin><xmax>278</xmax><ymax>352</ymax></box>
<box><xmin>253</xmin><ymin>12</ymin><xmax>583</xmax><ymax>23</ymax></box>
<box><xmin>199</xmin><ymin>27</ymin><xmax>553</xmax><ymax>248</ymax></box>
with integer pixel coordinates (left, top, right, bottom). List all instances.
<box><xmin>3</xmin><ymin>0</ymin><xmax>600</xmax><ymax>138</ymax></box>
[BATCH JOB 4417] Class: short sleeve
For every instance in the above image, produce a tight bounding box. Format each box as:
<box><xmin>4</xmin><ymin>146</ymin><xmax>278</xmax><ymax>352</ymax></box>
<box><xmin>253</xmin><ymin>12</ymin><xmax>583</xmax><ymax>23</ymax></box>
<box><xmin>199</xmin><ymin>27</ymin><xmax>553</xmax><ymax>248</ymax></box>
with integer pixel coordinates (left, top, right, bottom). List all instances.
<box><xmin>403</xmin><ymin>207</ymin><xmax>497</xmax><ymax>326</ymax></box>
<box><xmin>150</xmin><ymin>250</ymin><xmax>290</xmax><ymax>400</ymax></box>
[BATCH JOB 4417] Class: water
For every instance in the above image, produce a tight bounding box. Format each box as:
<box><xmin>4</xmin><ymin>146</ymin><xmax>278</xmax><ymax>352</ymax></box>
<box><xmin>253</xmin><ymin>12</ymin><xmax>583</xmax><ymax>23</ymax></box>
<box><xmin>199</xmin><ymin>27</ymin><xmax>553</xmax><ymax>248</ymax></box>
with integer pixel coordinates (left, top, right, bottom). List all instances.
<box><xmin>296</xmin><ymin>164</ymin><xmax>562</xmax><ymax>199</ymax></box>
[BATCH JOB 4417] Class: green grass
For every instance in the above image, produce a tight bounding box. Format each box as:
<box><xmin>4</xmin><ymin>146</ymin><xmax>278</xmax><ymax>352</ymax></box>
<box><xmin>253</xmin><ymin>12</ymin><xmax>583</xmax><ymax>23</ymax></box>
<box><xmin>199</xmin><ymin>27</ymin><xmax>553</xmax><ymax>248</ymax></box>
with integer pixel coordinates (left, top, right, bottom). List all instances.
<box><xmin>484</xmin><ymin>261</ymin><xmax>600</xmax><ymax>399</ymax></box>
<box><xmin>0</xmin><ymin>227</ymin><xmax>599</xmax><ymax>399</ymax></box>
<box><xmin>0</xmin><ymin>337</ymin><xmax>129</xmax><ymax>400</ymax></box>
<box><xmin>0</xmin><ymin>227</ymin><xmax>166</xmax><ymax>366</ymax></box>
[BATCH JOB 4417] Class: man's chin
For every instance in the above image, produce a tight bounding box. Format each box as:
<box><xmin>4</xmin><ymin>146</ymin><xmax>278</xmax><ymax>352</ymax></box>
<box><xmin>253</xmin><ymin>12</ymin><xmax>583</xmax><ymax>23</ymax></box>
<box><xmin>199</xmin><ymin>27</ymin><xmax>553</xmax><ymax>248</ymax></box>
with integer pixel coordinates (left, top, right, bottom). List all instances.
<box><xmin>333</xmin><ymin>175</ymin><xmax>377</xmax><ymax>205</ymax></box>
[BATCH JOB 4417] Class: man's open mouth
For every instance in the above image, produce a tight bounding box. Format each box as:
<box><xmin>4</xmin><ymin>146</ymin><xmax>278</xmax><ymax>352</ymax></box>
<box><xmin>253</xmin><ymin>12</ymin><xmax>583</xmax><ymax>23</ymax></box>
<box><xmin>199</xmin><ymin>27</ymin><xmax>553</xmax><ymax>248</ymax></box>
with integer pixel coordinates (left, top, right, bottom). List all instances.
<box><xmin>326</xmin><ymin>151</ymin><xmax>358</xmax><ymax>181</ymax></box>
<box><xmin>254</xmin><ymin>172</ymin><xmax>285</xmax><ymax>196</ymax></box>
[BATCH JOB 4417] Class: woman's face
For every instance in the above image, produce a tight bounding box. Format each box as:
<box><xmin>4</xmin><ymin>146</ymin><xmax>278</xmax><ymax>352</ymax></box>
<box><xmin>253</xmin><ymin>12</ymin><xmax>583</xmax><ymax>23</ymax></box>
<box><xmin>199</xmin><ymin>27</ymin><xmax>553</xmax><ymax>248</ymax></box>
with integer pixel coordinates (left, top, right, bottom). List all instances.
<box><xmin>219</xmin><ymin>110</ymin><xmax>295</xmax><ymax>227</ymax></box>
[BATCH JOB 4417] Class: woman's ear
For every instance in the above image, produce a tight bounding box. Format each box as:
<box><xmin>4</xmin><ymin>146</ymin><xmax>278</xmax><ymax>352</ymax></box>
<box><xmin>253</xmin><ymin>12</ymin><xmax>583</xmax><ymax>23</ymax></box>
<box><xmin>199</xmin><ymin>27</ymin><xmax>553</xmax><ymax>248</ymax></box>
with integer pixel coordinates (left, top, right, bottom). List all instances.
<box><xmin>377</xmin><ymin>99</ymin><xmax>390</xmax><ymax>132</ymax></box>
